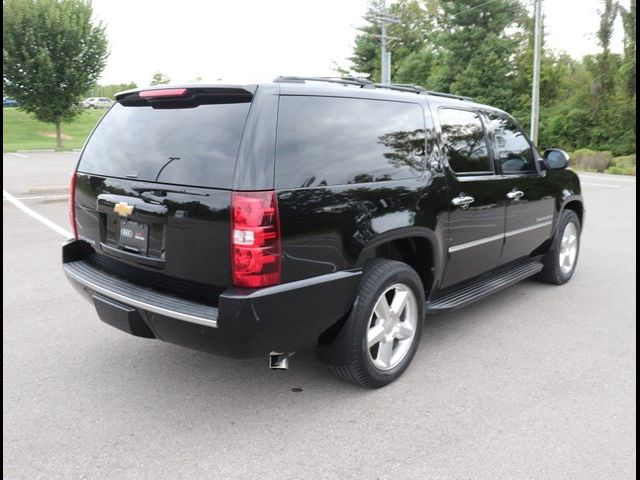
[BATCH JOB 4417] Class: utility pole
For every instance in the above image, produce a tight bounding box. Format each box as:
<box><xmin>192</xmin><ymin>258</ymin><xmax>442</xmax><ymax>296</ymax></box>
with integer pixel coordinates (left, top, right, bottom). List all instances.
<box><xmin>530</xmin><ymin>0</ymin><xmax>543</xmax><ymax>144</ymax></box>
<box><xmin>381</xmin><ymin>0</ymin><xmax>389</xmax><ymax>84</ymax></box>
<box><xmin>367</xmin><ymin>0</ymin><xmax>400</xmax><ymax>84</ymax></box>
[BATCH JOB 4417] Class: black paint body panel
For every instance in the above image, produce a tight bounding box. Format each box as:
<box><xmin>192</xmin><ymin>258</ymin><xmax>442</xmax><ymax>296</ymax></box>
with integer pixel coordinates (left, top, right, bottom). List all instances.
<box><xmin>65</xmin><ymin>81</ymin><xmax>584</xmax><ymax>358</ymax></box>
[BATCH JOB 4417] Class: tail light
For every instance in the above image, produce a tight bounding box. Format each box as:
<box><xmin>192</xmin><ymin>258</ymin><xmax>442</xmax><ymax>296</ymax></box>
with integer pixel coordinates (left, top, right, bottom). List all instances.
<box><xmin>231</xmin><ymin>191</ymin><xmax>281</xmax><ymax>288</ymax></box>
<box><xmin>139</xmin><ymin>88</ymin><xmax>188</xmax><ymax>98</ymax></box>
<box><xmin>69</xmin><ymin>171</ymin><xmax>78</xmax><ymax>239</ymax></box>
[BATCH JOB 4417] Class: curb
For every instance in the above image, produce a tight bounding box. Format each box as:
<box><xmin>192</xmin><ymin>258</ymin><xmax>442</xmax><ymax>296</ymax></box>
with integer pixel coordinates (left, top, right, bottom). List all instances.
<box><xmin>11</xmin><ymin>149</ymin><xmax>81</xmax><ymax>153</ymax></box>
<box><xmin>16</xmin><ymin>149</ymin><xmax>55</xmax><ymax>153</ymax></box>
<box><xmin>40</xmin><ymin>195</ymin><xmax>70</xmax><ymax>204</ymax></box>
<box><xmin>27</xmin><ymin>186</ymin><xmax>68</xmax><ymax>194</ymax></box>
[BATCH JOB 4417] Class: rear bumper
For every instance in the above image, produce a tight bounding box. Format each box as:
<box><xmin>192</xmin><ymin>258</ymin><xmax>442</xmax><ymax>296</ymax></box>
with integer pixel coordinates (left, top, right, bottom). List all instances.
<box><xmin>63</xmin><ymin>240</ymin><xmax>360</xmax><ymax>358</ymax></box>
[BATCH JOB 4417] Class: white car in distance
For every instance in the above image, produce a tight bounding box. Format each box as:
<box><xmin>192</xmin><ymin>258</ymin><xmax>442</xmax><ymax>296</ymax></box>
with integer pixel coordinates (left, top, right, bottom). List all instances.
<box><xmin>82</xmin><ymin>97</ymin><xmax>113</xmax><ymax>109</ymax></box>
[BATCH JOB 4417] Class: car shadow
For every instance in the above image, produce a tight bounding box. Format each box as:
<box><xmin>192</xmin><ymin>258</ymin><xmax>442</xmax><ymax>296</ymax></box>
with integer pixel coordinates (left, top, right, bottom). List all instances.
<box><xmin>82</xmin><ymin>278</ymin><xmax>556</xmax><ymax>404</ymax></box>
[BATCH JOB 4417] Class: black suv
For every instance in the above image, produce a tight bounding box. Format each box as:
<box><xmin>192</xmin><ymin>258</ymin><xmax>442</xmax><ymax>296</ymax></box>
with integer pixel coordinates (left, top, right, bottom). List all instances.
<box><xmin>63</xmin><ymin>77</ymin><xmax>584</xmax><ymax>388</ymax></box>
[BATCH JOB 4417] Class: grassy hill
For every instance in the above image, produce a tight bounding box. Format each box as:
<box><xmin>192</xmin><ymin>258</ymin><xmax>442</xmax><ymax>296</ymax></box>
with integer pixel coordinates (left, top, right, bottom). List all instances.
<box><xmin>3</xmin><ymin>108</ymin><xmax>105</xmax><ymax>152</ymax></box>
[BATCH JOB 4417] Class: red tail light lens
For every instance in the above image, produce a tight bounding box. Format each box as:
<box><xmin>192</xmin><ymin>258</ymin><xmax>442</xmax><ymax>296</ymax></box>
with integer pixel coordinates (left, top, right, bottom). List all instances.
<box><xmin>69</xmin><ymin>171</ymin><xmax>78</xmax><ymax>239</ymax></box>
<box><xmin>139</xmin><ymin>88</ymin><xmax>188</xmax><ymax>98</ymax></box>
<box><xmin>231</xmin><ymin>191</ymin><xmax>281</xmax><ymax>288</ymax></box>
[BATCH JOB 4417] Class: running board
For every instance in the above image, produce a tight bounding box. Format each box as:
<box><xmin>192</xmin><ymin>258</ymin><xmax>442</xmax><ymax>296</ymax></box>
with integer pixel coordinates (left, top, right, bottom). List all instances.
<box><xmin>426</xmin><ymin>260</ymin><xmax>543</xmax><ymax>313</ymax></box>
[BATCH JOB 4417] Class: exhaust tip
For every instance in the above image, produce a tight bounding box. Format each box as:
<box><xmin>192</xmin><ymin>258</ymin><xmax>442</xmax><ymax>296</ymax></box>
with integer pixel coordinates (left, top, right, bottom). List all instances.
<box><xmin>269</xmin><ymin>351</ymin><xmax>295</xmax><ymax>370</ymax></box>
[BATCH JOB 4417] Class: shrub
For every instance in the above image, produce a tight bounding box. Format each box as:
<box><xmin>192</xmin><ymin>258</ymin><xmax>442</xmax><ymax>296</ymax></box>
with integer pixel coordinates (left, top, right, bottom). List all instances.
<box><xmin>570</xmin><ymin>149</ymin><xmax>614</xmax><ymax>172</ymax></box>
<box><xmin>605</xmin><ymin>154</ymin><xmax>636</xmax><ymax>176</ymax></box>
<box><xmin>606</xmin><ymin>165</ymin><xmax>636</xmax><ymax>175</ymax></box>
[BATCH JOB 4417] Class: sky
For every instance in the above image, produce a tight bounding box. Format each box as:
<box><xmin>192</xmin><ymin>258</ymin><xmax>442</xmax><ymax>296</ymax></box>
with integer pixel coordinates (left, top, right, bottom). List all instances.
<box><xmin>93</xmin><ymin>0</ymin><xmax>629</xmax><ymax>86</ymax></box>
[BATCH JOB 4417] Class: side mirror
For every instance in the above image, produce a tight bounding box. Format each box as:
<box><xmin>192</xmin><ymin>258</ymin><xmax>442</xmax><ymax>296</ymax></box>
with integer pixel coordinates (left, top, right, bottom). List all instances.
<box><xmin>543</xmin><ymin>148</ymin><xmax>570</xmax><ymax>170</ymax></box>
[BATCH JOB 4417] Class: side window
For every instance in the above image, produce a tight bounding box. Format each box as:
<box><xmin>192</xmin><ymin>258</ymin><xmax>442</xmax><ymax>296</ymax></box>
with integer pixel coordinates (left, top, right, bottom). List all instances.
<box><xmin>439</xmin><ymin>108</ymin><xmax>492</xmax><ymax>174</ymax></box>
<box><xmin>275</xmin><ymin>96</ymin><xmax>425</xmax><ymax>188</ymax></box>
<box><xmin>488</xmin><ymin>113</ymin><xmax>536</xmax><ymax>173</ymax></box>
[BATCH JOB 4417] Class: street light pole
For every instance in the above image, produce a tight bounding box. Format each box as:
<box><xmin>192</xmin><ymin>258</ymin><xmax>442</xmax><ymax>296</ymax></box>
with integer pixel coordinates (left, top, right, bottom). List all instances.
<box><xmin>530</xmin><ymin>0</ymin><xmax>543</xmax><ymax>144</ymax></box>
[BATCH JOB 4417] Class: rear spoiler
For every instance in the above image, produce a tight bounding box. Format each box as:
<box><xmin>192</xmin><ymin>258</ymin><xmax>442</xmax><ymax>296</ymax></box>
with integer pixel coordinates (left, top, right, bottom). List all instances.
<box><xmin>115</xmin><ymin>84</ymin><xmax>257</xmax><ymax>108</ymax></box>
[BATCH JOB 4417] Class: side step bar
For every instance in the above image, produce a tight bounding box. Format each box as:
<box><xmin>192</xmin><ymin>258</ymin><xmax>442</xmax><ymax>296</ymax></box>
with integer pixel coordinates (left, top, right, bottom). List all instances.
<box><xmin>426</xmin><ymin>260</ymin><xmax>544</xmax><ymax>313</ymax></box>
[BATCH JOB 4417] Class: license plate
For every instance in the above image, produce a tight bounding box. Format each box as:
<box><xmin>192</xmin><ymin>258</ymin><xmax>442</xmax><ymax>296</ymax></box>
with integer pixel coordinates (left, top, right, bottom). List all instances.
<box><xmin>118</xmin><ymin>219</ymin><xmax>149</xmax><ymax>254</ymax></box>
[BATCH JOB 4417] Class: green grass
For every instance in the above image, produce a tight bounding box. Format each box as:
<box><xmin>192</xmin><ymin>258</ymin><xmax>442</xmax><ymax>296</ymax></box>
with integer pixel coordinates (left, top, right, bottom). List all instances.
<box><xmin>3</xmin><ymin>108</ymin><xmax>106</xmax><ymax>152</ymax></box>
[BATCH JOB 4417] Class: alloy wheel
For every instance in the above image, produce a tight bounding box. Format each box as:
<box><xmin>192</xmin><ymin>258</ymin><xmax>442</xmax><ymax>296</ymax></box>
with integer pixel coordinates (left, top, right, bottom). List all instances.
<box><xmin>366</xmin><ymin>283</ymin><xmax>418</xmax><ymax>371</ymax></box>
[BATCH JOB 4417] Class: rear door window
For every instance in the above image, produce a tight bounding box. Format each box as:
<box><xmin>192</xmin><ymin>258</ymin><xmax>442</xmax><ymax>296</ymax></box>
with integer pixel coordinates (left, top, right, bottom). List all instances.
<box><xmin>78</xmin><ymin>101</ymin><xmax>251</xmax><ymax>189</ymax></box>
<box><xmin>275</xmin><ymin>96</ymin><xmax>425</xmax><ymax>188</ymax></box>
<box><xmin>439</xmin><ymin>108</ymin><xmax>492</xmax><ymax>174</ymax></box>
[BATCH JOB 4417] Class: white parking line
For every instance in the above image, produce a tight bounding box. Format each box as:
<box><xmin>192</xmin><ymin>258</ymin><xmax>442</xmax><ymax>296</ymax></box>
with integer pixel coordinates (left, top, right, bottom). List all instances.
<box><xmin>8</xmin><ymin>152</ymin><xmax>28</xmax><ymax>158</ymax></box>
<box><xmin>2</xmin><ymin>189</ymin><xmax>71</xmax><ymax>238</ymax></box>
<box><xmin>581</xmin><ymin>182</ymin><xmax>623</xmax><ymax>188</ymax></box>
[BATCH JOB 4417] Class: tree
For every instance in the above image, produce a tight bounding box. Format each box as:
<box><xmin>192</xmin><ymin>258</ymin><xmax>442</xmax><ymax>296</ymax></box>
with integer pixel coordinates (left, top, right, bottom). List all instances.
<box><xmin>346</xmin><ymin>0</ymin><xmax>636</xmax><ymax>156</ymax></box>
<box><xmin>434</xmin><ymin>0</ymin><xmax>529</xmax><ymax>112</ymax></box>
<box><xmin>594</xmin><ymin>0</ymin><xmax>618</xmax><ymax>97</ymax></box>
<box><xmin>618</xmin><ymin>0</ymin><xmax>636</xmax><ymax>94</ymax></box>
<box><xmin>150</xmin><ymin>72</ymin><xmax>171</xmax><ymax>86</ymax></box>
<box><xmin>395</xmin><ymin>48</ymin><xmax>436</xmax><ymax>85</ymax></box>
<box><xmin>87</xmin><ymin>82</ymin><xmax>137</xmax><ymax>99</ymax></box>
<box><xmin>350</xmin><ymin>0</ymin><xmax>437</xmax><ymax>82</ymax></box>
<box><xmin>3</xmin><ymin>0</ymin><xmax>109</xmax><ymax>148</ymax></box>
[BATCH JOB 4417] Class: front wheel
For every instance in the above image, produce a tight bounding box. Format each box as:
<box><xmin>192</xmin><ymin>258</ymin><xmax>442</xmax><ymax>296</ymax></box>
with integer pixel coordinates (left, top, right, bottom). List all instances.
<box><xmin>537</xmin><ymin>210</ymin><xmax>581</xmax><ymax>284</ymax></box>
<box><xmin>330</xmin><ymin>259</ymin><xmax>425</xmax><ymax>388</ymax></box>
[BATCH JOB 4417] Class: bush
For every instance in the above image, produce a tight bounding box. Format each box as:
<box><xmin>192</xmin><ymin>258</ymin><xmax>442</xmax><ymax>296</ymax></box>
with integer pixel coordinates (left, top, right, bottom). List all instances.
<box><xmin>606</xmin><ymin>165</ymin><xmax>636</xmax><ymax>175</ymax></box>
<box><xmin>570</xmin><ymin>149</ymin><xmax>614</xmax><ymax>172</ymax></box>
<box><xmin>605</xmin><ymin>154</ymin><xmax>636</xmax><ymax>176</ymax></box>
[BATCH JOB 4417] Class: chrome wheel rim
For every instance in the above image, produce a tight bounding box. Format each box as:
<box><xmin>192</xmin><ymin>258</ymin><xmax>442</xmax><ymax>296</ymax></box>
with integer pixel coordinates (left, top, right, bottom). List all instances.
<box><xmin>366</xmin><ymin>283</ymin><xmax>418</xmax><ymax>371</ymax></box>
<box><xmin>559</xmin><ymin>222</ymin><xmax>578</xmax><ymax>274</ymax></box>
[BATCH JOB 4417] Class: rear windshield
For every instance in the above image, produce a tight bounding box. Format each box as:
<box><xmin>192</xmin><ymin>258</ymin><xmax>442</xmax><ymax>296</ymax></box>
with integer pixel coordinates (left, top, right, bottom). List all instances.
<box><xmin>78</xmin><ymin>102</ymin><xmax>251</xmax><ymax>189</ymax></box>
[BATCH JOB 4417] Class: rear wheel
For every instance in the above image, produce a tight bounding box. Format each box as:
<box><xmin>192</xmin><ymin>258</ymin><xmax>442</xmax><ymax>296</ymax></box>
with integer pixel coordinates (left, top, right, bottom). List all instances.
<box><xmin>537</xmin><ymin>210</ymin><xmax>581</xmax><ymax>284</ymax></box>
<box><xmin>330</xmin><ymin>259</ymin><xmax>424</xmax><ymax>388</ymax></box>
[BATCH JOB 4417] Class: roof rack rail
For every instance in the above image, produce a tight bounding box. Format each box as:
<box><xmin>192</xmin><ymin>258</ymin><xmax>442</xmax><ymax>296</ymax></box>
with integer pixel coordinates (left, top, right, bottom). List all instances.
<box><xmin>373</xmin><ymin>83</ymin><xmax>425</xmax><ymax>93</ymax></box>
<box><xmin>422</xmin><ymin>90</ymin><xmax>473</xmax><ymax>101</ymax></box>
<box><xmin>274</xmin><ymin>76</ymin><xmax>473</xmax><ymax>101</ymax></box>
<box><xmin>274</xmin><ymin>76</ymin><xmax>374</xmax><ymax>88</ymax></box>
<box><xmin>375</xmin><ymin>83</ymin><xmax>473</xmax><ymax>101</ymax></box>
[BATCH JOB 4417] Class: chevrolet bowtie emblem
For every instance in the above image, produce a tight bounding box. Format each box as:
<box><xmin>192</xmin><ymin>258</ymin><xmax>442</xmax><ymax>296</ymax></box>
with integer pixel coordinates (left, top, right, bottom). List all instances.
<box><xmin>113</xmin><ymin>202</ymin><xmax>134</xmax><ymax>217</ymax></box>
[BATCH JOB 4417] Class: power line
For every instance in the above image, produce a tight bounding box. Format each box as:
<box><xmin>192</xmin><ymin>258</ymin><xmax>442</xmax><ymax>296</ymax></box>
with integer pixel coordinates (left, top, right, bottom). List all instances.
<box><xmin>449</xmin><ymin>0</ymin><xmax>503</xmax><ymax>18</ymax></box>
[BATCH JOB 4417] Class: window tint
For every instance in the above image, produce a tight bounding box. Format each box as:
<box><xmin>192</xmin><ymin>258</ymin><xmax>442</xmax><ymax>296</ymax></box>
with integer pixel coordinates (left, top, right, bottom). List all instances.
<box><xmin>78</xmin><ymin>101</ymin><xmax>251</xmax><ymax>188</ymax></box>
<box><xmin>488</xmin><ymin>114</ymin><xmax>536</xmax><ymax>173</ymax></box>
<box><xmin>439</xmin><ymin>108</ymin><xmax>492</xmax><ymax>174</ymax></box>
<box><xmin>275</xmin><ymin>96</ymin><xmax>425</xmax><ymax>188</ymax></box>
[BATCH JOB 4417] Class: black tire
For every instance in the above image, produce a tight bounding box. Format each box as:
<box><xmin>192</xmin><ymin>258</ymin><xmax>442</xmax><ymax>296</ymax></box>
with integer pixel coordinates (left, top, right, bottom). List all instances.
<box><xmin>536</xmin><ymin>210</ymin><xmax>581</xmax><ymax>285</ymax></box>
<box><xmin>330</xmin><ymin>259</ymin><xmax>425</xmax><ymax>388</ymax></box>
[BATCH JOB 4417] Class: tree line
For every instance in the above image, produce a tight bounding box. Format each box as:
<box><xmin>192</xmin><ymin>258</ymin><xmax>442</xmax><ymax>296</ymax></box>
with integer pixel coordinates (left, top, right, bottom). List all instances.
<box><xmin>345</xmin><ymin>0</ymin><xmax>636</xmax><ymax>155</ymax></box>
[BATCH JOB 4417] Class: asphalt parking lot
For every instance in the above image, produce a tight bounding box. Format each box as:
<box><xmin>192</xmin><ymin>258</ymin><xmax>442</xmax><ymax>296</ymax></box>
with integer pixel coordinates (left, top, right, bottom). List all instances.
<box><xmin>3</xmin><ymin>152</ymin><xmax>636</xmax><ymax>480</ymax></box>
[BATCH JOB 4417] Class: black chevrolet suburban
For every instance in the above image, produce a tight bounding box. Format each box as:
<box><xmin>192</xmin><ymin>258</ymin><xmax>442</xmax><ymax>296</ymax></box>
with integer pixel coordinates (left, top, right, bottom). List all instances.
<box><xmin>63</xmin><ymin>77</ymin><xmax>584</xmax><ymax>387</ymax></box>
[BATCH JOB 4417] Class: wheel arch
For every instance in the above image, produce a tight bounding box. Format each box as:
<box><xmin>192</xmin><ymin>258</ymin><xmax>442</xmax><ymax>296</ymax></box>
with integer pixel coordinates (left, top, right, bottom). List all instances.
<box><xmin>562</xmin><ymin>197</ymin><xmax>585</xmax><ymax>226</ymax></box>
<box><xmin>355</xmin><ymin>227</ymin><xmax>442</xmax><ymax>296</ymax></box>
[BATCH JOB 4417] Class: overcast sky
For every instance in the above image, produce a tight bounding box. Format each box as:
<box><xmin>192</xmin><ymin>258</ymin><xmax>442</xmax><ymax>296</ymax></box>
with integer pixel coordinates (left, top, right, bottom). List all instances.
<box><xmin>93</xmin><ymin>0</ymin><xmax>629</xmax><ymax>86</ymax></box>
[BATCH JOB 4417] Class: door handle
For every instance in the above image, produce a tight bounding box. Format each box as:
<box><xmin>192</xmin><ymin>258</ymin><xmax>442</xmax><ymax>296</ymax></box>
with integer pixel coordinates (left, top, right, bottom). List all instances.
<box><xmin>507</xmin><ymin>190</ymin><xmax>525</xmax><ymax>200</ymax></box>
<box><xmin>451</xmin><ymin>195</ymin><xmax>475</xmax><ymax>209</ymax></box>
